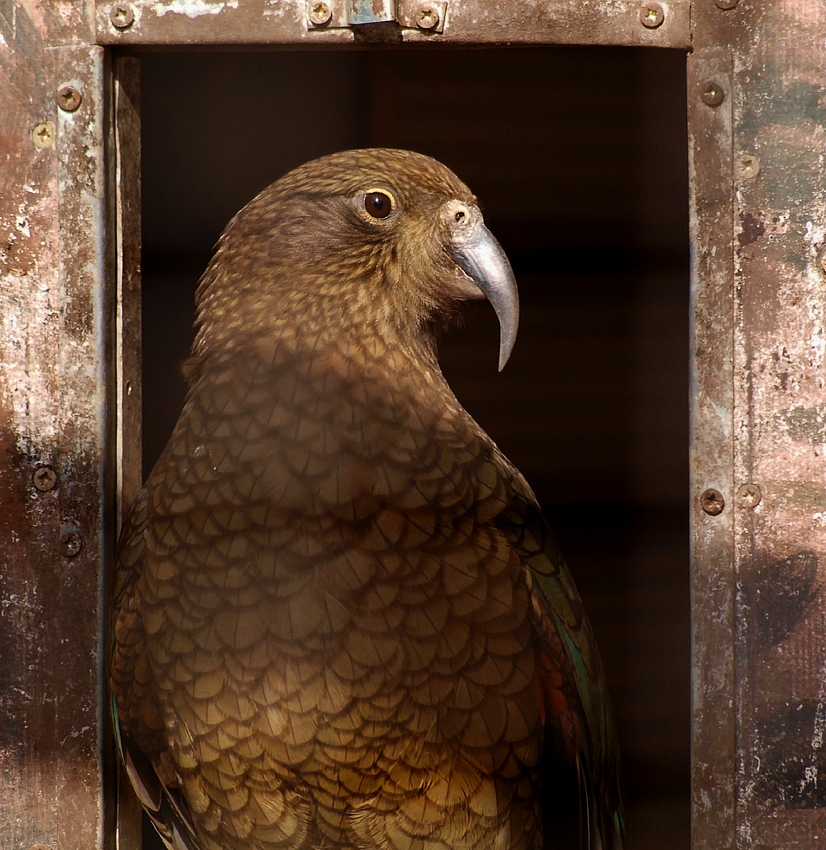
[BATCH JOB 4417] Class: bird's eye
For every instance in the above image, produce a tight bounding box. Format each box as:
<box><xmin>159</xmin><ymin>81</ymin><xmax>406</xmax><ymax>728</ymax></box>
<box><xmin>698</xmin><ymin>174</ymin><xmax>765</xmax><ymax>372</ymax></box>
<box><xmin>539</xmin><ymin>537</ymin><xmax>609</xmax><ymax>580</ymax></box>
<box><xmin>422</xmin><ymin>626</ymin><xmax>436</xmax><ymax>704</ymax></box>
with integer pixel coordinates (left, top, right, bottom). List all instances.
<box><xmin>364</xmin><ymin>191</ymin><xmax>394</xmax><ymax>219</ymax></box>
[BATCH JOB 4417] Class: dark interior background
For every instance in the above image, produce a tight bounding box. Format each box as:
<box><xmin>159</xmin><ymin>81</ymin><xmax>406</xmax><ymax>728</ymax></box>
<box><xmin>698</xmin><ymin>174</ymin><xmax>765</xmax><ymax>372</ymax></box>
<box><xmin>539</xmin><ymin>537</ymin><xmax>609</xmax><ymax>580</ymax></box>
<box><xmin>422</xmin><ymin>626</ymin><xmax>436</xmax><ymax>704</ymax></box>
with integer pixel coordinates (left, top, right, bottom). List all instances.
<box><xmin>139</xmin><ymin>47</ymin><xmax>690</xmax><ymax>850</ymax></box>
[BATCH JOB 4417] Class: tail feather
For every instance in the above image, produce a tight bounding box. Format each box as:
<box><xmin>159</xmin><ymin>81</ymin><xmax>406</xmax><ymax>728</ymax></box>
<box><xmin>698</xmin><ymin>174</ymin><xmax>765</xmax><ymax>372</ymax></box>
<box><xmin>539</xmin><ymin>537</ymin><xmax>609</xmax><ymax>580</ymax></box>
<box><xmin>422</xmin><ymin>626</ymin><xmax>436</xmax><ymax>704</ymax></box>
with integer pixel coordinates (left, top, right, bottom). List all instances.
<box><xmin>112</xmin><ymin>696</ymin><xmax>201</xmax><ymax>850</ymax></box>
<box><xmin>577</xmin><ymin>752</ymin><xmax>627</xmax><ymax>850</ymax></box>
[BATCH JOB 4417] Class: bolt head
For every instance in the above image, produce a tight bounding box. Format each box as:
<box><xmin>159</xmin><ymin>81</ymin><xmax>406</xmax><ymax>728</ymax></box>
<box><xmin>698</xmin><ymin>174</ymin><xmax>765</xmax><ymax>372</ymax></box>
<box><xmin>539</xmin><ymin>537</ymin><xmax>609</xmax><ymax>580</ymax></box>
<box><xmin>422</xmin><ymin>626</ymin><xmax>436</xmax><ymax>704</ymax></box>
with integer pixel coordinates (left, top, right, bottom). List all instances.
<box><xmin>700</xmin><ymin>488</ymin><xmax>725</xmax><ymax>516</ymax></box>
<box><xmin>33</xmin><ymin>467</ymin><xmax>57</xmax><ymax>492</ymax></box>
<box><xmin>701</xmin><ymin>80</ymin><xmax>725</xmax><ymax>107</ymax></box>
<box><xmin>110</xmin><ymin>3</ymin><xmax>135</xmax><ymax>29</ymax></box>
<box><xmin>32</xmin><ymin>122</ymin><xmax>55</xmax><ymax>150</ymax></box>
<box><xmin>715</xmin><ymin>0</ymin><xmax>739</xmax><ymax>8</ymax></box>
<box><xmin>58</xmin><ymin>85</ymin><xmax>82</xmax><ymax>113</ymax></box>
<box><xmin>736</xmin><ymin>153</ymin><xmax>760</xmax><ymax>180</ymax></box>
<box><xmin>640</xmin><ymin>2</ymin><xmax>664</xmax><ymax>28</ymax></box>
<box><xmin>60</xmin><ymin>532</ymin><xmax>83</xmax><ymax>558</ymax></box>
<box><xmin>308</xmin><ymin>1</ymin><xmax>332</xmax><ymax>26</ymax></box>
<box><xmin>737</xmin><ymin>483</ymin><xmax>762</xmax><ymax>509</ymax></box>
<box><xmin>416</xmin><ymin>3</ymin><xmax>440</xmax><ymax>29</ymax></box>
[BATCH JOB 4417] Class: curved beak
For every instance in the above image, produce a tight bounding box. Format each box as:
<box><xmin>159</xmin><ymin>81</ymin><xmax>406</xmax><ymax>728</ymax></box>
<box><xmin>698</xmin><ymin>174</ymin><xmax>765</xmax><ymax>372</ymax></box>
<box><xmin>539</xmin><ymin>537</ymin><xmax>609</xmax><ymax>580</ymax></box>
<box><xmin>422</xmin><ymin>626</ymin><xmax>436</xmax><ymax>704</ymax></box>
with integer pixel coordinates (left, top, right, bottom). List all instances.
<box><xmin>449</xmin><ymin>221</ymin><xmax>520</xmax><ymax>371</ymax></box>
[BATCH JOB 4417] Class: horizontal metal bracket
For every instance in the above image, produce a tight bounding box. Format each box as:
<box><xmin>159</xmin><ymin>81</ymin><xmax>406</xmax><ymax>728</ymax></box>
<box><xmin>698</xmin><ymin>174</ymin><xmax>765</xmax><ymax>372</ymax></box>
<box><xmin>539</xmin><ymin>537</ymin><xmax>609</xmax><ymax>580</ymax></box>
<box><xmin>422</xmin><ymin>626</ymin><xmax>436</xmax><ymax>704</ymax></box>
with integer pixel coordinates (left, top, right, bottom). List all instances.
<box><xmin>305</xmin><ymin>0</ymin><xmax>447</xmax><ymax>32</ymax></box>
<box><xmin>95</xmin><ymin>0</ymin><xmax>690</xmax><ymax>48</ymax></box>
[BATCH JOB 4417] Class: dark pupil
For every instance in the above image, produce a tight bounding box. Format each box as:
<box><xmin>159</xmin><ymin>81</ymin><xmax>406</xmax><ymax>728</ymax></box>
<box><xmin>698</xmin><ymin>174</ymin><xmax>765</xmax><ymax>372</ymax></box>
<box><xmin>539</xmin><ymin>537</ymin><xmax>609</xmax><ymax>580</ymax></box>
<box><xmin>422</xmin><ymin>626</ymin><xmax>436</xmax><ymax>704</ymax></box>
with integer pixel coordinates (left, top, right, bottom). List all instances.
<box><xmin>365</xmin><ymin>192</ymin><xmax>391</xmax><ymax>218</ymax></box>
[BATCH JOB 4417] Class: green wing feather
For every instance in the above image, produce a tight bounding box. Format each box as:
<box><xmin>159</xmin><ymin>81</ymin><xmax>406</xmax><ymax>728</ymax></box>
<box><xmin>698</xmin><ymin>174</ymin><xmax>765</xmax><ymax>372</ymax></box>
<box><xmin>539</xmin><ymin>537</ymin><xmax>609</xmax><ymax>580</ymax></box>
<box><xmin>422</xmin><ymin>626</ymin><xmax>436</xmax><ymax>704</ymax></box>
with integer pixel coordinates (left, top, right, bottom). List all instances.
<box><xmin>496</xmin><ymin>465</ymin><xmax>627</xmax><ymax>850</ymax></box>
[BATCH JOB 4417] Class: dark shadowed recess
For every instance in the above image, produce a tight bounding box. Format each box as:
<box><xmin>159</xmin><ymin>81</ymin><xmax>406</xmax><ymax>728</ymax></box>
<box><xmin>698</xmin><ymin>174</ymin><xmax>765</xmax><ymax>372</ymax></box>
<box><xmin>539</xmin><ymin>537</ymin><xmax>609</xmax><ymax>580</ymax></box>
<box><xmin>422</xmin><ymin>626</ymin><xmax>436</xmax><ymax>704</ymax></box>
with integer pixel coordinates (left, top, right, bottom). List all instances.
<box><xmin>140</xmin><ymin>47</ymin><xmax>689</xmax><ymax>850</ymax></box>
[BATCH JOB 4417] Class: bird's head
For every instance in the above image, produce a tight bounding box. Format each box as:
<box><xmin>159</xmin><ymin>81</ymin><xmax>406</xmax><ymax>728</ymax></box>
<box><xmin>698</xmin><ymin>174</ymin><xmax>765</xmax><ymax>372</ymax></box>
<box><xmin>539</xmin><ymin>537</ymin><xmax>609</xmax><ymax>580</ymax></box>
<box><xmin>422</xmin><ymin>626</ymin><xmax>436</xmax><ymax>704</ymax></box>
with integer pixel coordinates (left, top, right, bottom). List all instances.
<box><xmin>196</xmin><ymin>148</ymin><xmax>519</xmax><ymax>371</ymax></box>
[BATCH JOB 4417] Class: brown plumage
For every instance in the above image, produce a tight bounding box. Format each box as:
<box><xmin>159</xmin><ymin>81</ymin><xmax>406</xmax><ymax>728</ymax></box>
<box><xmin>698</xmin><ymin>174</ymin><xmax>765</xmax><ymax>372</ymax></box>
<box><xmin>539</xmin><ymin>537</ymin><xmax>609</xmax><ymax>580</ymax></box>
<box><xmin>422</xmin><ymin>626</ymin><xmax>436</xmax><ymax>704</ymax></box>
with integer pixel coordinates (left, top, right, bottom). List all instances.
<box><xmin>110</xmin><ymin>149</ymin><xmax>625</xmax><ymax>850</ymax></box>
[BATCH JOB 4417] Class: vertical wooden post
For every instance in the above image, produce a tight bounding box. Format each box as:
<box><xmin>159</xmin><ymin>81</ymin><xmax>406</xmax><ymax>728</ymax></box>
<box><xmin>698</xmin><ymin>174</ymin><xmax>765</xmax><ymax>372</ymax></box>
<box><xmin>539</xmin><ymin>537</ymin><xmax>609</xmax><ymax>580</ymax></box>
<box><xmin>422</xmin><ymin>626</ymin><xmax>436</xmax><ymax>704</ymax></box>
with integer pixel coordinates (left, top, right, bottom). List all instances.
<box><xmin>112</xmin><ymin>54</ymin><xmax>144</xmax><ymax>850</ymax></box>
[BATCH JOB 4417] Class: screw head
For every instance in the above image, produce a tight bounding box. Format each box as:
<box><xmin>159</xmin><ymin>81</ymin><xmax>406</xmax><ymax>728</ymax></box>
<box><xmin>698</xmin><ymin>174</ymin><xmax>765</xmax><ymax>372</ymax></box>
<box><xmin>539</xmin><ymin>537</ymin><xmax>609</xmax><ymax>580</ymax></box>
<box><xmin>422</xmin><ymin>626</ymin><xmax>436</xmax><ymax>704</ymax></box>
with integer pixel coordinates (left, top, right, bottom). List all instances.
<box><xmin>736</xmin><ymin>153</ymin><xmax>760</xmax><ymax>180</ymax></box>
<box><xmin>58</xmin><ymin>85</ymin><xmax>82</xmax><ymax>113</ymax></box>
<box><xmin>60</xmin><ymin>532</ymin><xmax>83</xmax><ymax>558</ymax></box>
<box><xmin>33</xmin><ymin>467</ymin><xmax>57</xmax><ymax>492</ymax></box>
<box><xmin>110</xmin><ymin>3</ymin><xmax>135</xmax><ymax>29</ymax></box>
<box><xmin>640</xmin><ymin>2</ymin><xmax>664</xmax><ymax>28</ymax></box>
<box><xmin>715</xmin><ymin>0</ymin><xmax>738</xmax><ymax>8</ymax></box>
<box><xmin>415</xmin><ymin>3</ymin><xmax>440</xmax><ymax>29</ymax></box>
<box><xmin>700</xmin><ymin>488</ymin><xmax>725</xmax><ymax>516</ymax></box>
<box><xmin>737</xmin><ymin>483</ymin><xmax>762</xmax><ymax>509</ymax></box>
<box><xmin>32</xmin><ymin>121</ymin><xmax>55</xmax><ymax>150</ymax></box>
<box><xmin>701</xmin><ymin>80</ymin><xmax>725</xmax><ymax>107</ymax></box>
<box><xmin>308</xmin><ymin>1</ymin><xmax>332</xmax><ymax>26</ymax></box>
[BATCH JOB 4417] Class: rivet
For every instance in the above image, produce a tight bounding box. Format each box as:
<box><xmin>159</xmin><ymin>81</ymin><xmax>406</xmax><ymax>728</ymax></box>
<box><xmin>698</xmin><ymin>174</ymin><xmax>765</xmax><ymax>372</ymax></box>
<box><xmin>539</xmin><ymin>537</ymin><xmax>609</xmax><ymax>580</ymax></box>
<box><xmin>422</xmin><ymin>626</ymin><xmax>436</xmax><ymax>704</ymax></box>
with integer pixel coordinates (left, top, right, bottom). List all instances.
<box><xmin>715</xmin><ymin>0</ymin><xmax>738</xmax><ymax>8</ymax></box>
<box><xmin>33</xmin><ymin>467</ymin><xmax>57</xmax><ymax>492</ymax></box>
<box><xmin>701</xmin><ymin>80</ymin><xmax>725</xmax><ymax>107</ymax></box>
<box><xmin>736</xmin><ymin>153</ymin><xmax>760</xmax><ymax>180</ymax></box>
<box><xmin>110</xmin><ymin>3</ymin><xmax>135</xmax><ymax>29</ymax></box>
<box><xmin>415</xmin><ymin>3</ymin><xmax>440</xmax><ymax>29</ymax></box>
<box><xmin>58</xmin><ymin>85</ymin><xmax>82</xmax><ymax>113</ymax></box>
<box><xmin>60</xmin><ymin>533</ymin><xmax>83</xmax><ymax>558</ymax></box>
<box><xmin>32</xmin><ymin>122</ymin><xmax>55</xmax><ymax>149</ymax></box>
<box><xmin>700</xmin><ymin>488</ymin><xmax>725</xmax><ymax>516</ymax></box>
<box><xmin>308</xmin><ymin>1</ymin><xmax>332</xmax><ymax>26</ymax></box>
<box><xmin>737</xmin><ymin>483</ymin><xmax>762</xmax><ymax>509</ymax></box>
<box><xmin>640</xmin><ymin>2</ymin><xmax>664</xmax><ymax>28</ymax></box>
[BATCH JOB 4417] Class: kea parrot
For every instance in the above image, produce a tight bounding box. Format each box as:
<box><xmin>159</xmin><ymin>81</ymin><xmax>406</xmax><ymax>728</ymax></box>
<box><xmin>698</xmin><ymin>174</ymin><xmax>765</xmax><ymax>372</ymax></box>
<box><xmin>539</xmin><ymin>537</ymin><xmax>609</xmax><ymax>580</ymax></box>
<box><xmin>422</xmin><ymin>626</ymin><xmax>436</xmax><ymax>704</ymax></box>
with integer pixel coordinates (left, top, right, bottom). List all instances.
<box><xmin>110</xmin><ymin>149</ymin><xmax>626</xmax><ymax>850</ymax></box>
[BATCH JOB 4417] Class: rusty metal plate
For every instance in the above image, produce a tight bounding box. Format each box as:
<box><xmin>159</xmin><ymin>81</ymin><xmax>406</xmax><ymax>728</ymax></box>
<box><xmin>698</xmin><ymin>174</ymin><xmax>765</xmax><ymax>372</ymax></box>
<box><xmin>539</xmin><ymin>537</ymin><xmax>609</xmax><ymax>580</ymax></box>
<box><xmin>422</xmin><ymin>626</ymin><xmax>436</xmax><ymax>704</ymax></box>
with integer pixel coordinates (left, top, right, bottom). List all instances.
<box><xmin>729</xmin><ymin>0</ymin><xmax>826</xmax><ymax>844</ymax></box>
<box><xmin>95</xmin><ymin>0</ymin><xmax>691</xmax><ymax>47</ymax></box>
<box><xmin>690</xmin><ymin>0</ymin><xmax>826</xmax><ymax>847</ymax></box>
<box><xmin>687</xmin><ymin>46</ymin><xmax>737</xmax><ymax>850</ymax></box>
<box><xmin>0</xmin><ymin>18</ymin><xmax>111</xmax><ymax>849</ymax></box>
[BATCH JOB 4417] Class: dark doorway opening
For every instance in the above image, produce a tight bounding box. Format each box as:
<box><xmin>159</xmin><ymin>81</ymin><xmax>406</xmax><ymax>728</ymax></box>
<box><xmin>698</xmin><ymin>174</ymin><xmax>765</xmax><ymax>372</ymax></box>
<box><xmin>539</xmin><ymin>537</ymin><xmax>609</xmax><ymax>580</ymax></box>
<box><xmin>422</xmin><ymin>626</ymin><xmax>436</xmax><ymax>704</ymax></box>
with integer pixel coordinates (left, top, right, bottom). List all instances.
<box><xmin>140</xmin><ymin>47</ymin><xmax>690</xmax><ymax>850</ymax></box>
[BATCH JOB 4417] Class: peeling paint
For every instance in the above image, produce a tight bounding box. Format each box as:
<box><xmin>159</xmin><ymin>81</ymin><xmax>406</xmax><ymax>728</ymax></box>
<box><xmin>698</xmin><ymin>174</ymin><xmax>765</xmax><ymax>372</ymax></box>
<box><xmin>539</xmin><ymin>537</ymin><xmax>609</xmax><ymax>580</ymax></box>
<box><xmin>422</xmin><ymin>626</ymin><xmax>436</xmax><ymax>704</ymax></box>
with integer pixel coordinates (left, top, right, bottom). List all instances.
<box><xmin>151</xmin><ymin>0</ymin><xmax>239</xmax><ymax>17</ymax></box>
<box><xmin>1</xmin><ymin>27</ymin><xmax>110</xmax><ymax>847</ymax></box>
<box><xmin>59</xmin><ymin>725</ymin><xmax>92</xmax><ymax>746</ymax></box>
<box><xmin>739</xmin><ymin>211</ymin><xmax>765</xmax><ymax>247</ymax></box>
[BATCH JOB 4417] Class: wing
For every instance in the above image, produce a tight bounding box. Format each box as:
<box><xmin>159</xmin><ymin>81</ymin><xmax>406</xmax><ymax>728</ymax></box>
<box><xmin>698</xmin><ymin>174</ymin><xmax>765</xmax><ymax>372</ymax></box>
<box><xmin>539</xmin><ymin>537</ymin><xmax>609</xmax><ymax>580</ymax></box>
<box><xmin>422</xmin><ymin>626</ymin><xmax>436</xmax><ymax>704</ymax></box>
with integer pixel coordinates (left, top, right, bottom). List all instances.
<box><xmin>110</xmin><ymin>488</ymin><xmax>203</xmax><ymax>850</ymax></box>
<box><xmin>495</xmin><ymin>461</ymin><xmax>627</xmax><ymax>850</ymax></box>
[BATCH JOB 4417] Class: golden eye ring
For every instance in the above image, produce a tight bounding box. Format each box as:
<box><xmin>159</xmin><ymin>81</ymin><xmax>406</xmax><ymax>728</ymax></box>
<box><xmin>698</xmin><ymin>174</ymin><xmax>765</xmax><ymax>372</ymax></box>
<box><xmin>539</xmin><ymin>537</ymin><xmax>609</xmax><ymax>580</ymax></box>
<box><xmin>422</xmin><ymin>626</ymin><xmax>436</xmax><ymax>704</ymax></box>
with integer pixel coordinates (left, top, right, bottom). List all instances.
<box><xmin>363</xmin><ymin>189</ymin><xmax>395</xmax><ymax>219</ymax></box>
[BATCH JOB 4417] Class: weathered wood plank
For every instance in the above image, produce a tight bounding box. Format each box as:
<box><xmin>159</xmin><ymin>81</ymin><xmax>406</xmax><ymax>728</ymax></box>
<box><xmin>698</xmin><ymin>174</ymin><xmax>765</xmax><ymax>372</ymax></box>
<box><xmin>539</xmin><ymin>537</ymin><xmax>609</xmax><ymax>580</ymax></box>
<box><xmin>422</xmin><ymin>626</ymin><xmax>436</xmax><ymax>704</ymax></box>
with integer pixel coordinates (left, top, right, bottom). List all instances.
<box><xmin>113</xmin><ymin>56</ymin><xmax>142</xmax><ymax>525</ymax></box>
<box><xmin>112</xmin><ymin>54</ymin><xmax>144</xmax><ymax>850</ymax></box>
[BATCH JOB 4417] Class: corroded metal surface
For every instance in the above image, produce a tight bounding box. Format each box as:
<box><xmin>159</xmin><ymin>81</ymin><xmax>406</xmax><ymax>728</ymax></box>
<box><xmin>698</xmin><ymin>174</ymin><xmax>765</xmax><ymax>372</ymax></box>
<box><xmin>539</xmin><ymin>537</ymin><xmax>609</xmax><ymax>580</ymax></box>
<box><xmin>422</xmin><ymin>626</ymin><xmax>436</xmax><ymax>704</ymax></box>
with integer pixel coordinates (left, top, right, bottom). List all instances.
<box><xmin>691</xmin><ymin>0</ymin><xmax>826</xmax><ymax>847</ymax></box>
<box><xmin>731</xmin><ymin>1</ymin><xmax>826</xmax><ymax>845</ymax></box>
<box><xmin>0</xmin><ymin>3</ymin><xmax>111</xmax><ymax>845</ymax></box>
<box><xmin>687</xmin><ymin>44</ymin><xmax>737</xmax><ymax>849</ymax></box>
<box><xmin>94</xmin><ymin>0</ymin><xmax>691</xmax><ymax>47</ymax></box>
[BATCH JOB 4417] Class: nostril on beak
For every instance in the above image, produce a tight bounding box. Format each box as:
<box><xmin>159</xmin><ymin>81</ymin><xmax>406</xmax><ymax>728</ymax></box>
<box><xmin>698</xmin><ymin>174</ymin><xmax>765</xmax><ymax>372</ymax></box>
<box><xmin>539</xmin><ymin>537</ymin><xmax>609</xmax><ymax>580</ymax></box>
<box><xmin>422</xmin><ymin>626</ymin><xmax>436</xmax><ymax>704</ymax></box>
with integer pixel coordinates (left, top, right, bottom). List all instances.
<box><xmin>444</xmin><ymin>200</ymin><xmax>475</xmax><ymax>230</ymax></box>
